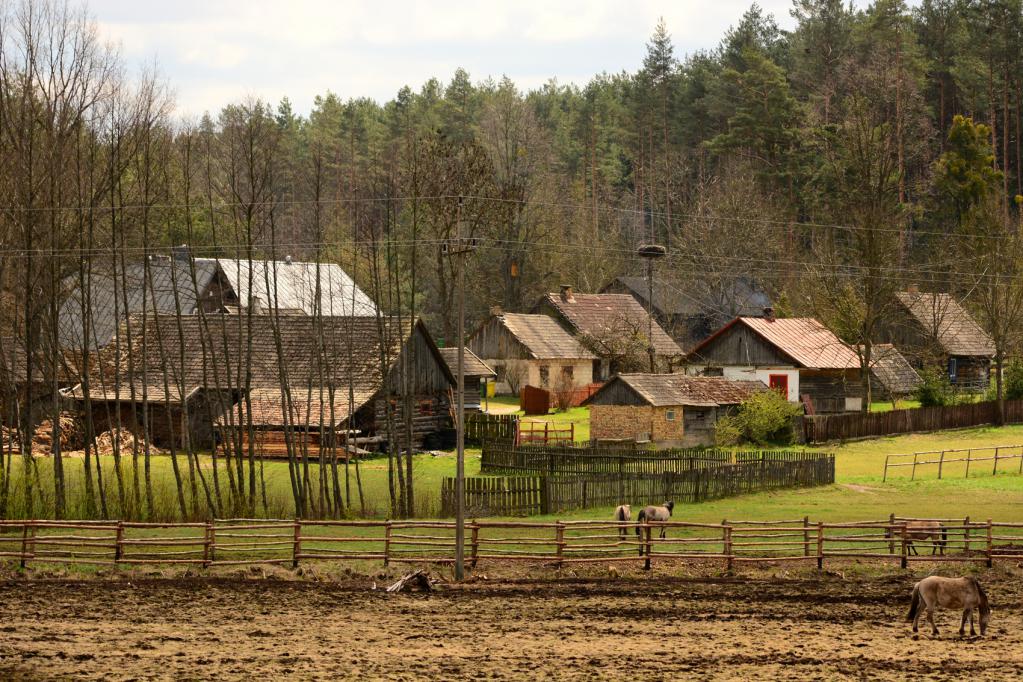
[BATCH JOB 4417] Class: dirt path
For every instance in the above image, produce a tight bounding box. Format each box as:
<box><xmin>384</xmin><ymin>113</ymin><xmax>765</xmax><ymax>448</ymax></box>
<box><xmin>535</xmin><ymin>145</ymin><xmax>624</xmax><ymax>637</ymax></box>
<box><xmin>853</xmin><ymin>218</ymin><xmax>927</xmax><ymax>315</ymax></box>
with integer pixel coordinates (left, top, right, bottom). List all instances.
<box><xmin>0</xmin><ymin>570</ymin><xmax>1020</xmax><ymax>680</ymax></box>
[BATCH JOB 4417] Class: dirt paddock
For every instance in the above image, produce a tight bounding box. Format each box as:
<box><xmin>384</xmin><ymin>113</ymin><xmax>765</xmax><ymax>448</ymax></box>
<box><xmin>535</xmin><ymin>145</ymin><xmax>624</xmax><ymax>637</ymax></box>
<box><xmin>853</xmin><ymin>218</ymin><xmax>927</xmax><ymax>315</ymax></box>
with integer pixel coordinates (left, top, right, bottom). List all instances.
<box><xmin>0</xmin><ymin>563</ymin><xmax>1021</xmax><ymax>680</ymax></box>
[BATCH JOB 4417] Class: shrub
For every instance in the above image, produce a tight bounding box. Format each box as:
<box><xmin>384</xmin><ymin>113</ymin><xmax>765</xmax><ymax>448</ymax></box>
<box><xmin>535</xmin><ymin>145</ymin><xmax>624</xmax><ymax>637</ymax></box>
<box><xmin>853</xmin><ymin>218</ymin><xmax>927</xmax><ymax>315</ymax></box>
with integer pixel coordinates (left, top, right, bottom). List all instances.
<box><xmin>1004</xmin><ymin>361</ymin><xmax>1023</xmax><ymax>401</ymax></box>
<box><xmin>915</xmin><ymin>367</ymin><xmax>956</xmax><ymax>407</ymax></box>
<box><xmin>714</xmin><ymin>390</ymin><xmax>802</xmax><ymax>446</ymax></box>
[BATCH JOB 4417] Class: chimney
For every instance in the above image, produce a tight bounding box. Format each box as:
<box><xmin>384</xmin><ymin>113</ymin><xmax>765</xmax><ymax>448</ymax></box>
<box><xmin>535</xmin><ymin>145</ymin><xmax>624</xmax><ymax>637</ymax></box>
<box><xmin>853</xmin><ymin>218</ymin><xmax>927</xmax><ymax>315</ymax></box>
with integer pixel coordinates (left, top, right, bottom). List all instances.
<box><xmin>559</xmin><ymin>284</ymin><xmax>575</xmax><ymax>303</ymax></box>
<box><xmin>250</xmin><ymin>295</ymin><xmax>263</xmax><ymax>314</ymax></box>
<box><xmin>763</xmin><ymin>306</ymin><xmax>775</xmax><ymax>322</ymax></box>
<box><xmin>907</xmin><ymin>283</ymin><xmax>919</xmax><ymax>295</ymax></box>
<box><xmin>284</xmin><ymin>254</ymin><xmax>293</xmax><ymax>265</ymax></box>
<box><xmin>490</xmin><ymin>305</ymin><xmax>503</xmax><ymax>316</ymax></box>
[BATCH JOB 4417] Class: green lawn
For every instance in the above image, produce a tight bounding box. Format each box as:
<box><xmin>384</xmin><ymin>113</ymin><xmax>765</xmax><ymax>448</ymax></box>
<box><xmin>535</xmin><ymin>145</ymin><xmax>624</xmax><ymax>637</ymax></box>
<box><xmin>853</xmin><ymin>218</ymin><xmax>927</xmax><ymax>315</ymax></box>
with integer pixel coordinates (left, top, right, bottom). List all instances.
<box><xmin>484</xmin><ymin>395</ymin><xmax>590</xmax><ymax>443</ymax></box>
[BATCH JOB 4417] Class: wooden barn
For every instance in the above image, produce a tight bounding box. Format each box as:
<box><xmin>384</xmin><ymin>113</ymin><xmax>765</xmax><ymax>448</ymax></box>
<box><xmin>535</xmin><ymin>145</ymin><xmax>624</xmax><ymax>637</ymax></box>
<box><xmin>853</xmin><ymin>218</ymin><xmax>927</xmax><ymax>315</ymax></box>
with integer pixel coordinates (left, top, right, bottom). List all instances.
<box><xmin>65</xmin><ymin>315</ymin><xmax>455</xmax><ymax>453</ymax></box>
<box><xmin>683</xmin><ymin>311</ymin><xmax>863</xmax><ymax>414</ymax></box>
<box><xmin>583</xmin><ymin>374</ymin><xmax>766</xmax><ymax>447</ymax></box>
<box><xmin>861</xmin><ymin>344</ymin><xmax>923</xmax><ymax>402</ymax></box>
<box><xmin>532</xmin><ymin>285</ymin><xmax>681</xmax><ymax>377</ymax></box>
<box><xmin>467</xmin><ymin>313</ymin><xmax>596</xmax><ymax>395</ymax></box>
<box><xmin>437</xmin><ymin>347</ymin><xmax>496</xmax><ymax>411</ymax></box>
<box><xmin>877</xmin><ymin>289</ymin><xmax>995</xmax><ymax>391</ymax></box>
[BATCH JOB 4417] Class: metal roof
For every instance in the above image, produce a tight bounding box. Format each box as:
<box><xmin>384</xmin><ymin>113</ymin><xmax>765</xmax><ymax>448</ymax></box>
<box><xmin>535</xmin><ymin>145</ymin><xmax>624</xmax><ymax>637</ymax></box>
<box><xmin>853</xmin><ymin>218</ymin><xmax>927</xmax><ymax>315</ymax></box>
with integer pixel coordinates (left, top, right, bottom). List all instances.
<box><xmin>213</xmin><ymin>258</ymin><xmax>376</xmax><ymax>317</ymax></box>
<box><xmin>687</xmin><ymin>317</ymin><xmax>860</xmax><ymax>370</ymax></box>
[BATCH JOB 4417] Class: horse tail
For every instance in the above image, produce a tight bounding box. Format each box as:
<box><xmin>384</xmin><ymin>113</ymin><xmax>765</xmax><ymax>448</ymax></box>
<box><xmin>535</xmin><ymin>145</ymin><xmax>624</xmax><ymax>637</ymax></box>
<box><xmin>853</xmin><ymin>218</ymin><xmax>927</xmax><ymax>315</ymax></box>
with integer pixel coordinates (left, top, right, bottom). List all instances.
<box><xmin>907</xmin><ymin>584</ymin><xmax>921</xmax><ymax>622</ymax></box>
<box><xmin>615</xmin><ymin>506</ymin><xmax>624</xmax><ymax>522</ymax></box>
<box><xmin>635</xmin><ymin>509</ymin><xmax>647</xmax><ymax>536</ymax></box>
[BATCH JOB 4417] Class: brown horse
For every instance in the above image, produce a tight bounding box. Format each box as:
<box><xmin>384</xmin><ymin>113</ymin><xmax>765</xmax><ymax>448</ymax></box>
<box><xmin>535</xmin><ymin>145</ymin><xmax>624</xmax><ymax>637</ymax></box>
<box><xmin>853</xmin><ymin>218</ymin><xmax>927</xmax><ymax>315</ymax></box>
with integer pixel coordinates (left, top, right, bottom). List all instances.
<box><xmin>905</xmin><ymin>520</ymin><xmax>948</xmax><ymax>556</ymax></box>
<box><xmin>907</xmin><ymin>576</ymin><xmax>990</xmax><ymax>636</ymax></box>
<box><xmin>614</xmin><ymin>505</ymin><xmax>631</xmax><ymax>539</ymax></box>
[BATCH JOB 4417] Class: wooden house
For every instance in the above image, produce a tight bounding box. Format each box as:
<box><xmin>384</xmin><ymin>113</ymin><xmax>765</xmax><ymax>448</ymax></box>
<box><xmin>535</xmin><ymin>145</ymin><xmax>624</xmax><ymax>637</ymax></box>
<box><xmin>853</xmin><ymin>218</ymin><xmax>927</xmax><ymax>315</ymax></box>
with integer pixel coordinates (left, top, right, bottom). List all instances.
<box><xmin>64</xmin><ymin>315</ymin><xmax>454</xmax><ymax>452</ymax></box>
<box><xmin>601</xmin><ymin>275</ymin><xmax>770</xmax><ymax>351</ymax></box>
<box><xmin>58</xmin><ymin>247</ymin><xmax>376</xmax><ymax>350</ymax></box>
<box><xmin>437</xmin><ymin>347</ymin><xmax>496</xmax><ymax>411</ymax></box>
<box><xmin>583</xmin><ymin>374</ymin><xmax>766</xmax><ymax>447</ymax></box>
<box><xmin>533</xmin><ymin>285</ymin><xmax>682</xmax><ymax>378</ymax></box>
<box><xmin>683</xmin><ymin>311</ymin><xmax>863</xmax><ymax>414</ymax></box>
<box><xmin>467</xmin><ymin>313</ymin><xmax>596</xmax><ymax>395</ymax></box>
<box><xmin>877</xmin><ymin>290</ymin><xmax>995</xmax><ymax>391</ymax></box>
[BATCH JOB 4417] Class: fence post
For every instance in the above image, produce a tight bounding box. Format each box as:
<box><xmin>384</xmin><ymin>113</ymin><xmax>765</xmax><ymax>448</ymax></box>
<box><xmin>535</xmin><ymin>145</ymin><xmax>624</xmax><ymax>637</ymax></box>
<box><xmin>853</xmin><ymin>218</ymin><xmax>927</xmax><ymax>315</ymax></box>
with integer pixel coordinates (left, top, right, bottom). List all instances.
<box><xmin>965</xmin><ymin>449</ymin><xmax>972</xmax><ymax>478</ymax></box>
<box><xmin>888</xmin><ymin>513</ymin><xmax>896</xmax><ymax>555</ymax></box>
<box><xmin>883</xmin><ymin>455</ymin><xmax>889</xmax><ymax>482</ymax></box>
<box><xmin>540</xmin><ymin>477</ymin><xmax>551</xmax><ymax>515</ymax></box>
<box><xmin>900</xmin><ymin>524</ymin><xmax>908</xmax><ymax>569</ymax></box>
<box><xmin>937</xmin><ymin>451</ymin><xmax>945</xmax><ymax>479</ymax></box>
<box><xmin>816</xmin><ymin>522</ymin><xmax>824</xmax><ymax>570</ymax></box>
<box><xmin>643</xmin><ymin>525</ymin><xmax>652</xmax><ymax>571</ymax></box>
<box><xmin>292</xmin><ymin>519</ymin><xmax>301</xmax><ymax>569</ymax></box>
<box><xmin>723</xmin><ymin>521</ymin><xmax>733</xmax><ymax>571</ymax></box>
<box><xmin>203</xmin><ymin>521</ymin><xmax>213</xmax><ymax>568</ymax></box>
<box><xmin>963</xmin><ymin>516</ymin><xmax>970</xmax><ymax>554</ymax></box>
<box><xmin>986</xmin><ymin>519</ymin><xmax>993</xmax><ymax>568</ymax></box>
<box><xmin>470</xmin><ymin>521</ymin><xmax>480</xmax><ymax>569</ymax></box>
<box><xmin>802</xmin><ymin>516</ymin><xmax>810</xmax><ymax>558</ymax></box>
<box><xmin>383</xmin><ymin>520</ymin><xmax>392</xmax><ymax>567</ymax></box>
<box><xmin>19</xmin><ymin>522</ymin><xmax>31</xmax><ymax>569</ymax></box>
<box><xmin>555</xmin><ymin>522</ymin><xmax>565</xmax><ymax>570</ymax></box>
<box><xmin>992</xmin><ymin>447</ymin><xmax>999</xmax><ymax>476</ymax></box>
<box><xmin>115</xmin><ymin>520</ymin><xmax>124</xmax><ymax>563</ymax></box>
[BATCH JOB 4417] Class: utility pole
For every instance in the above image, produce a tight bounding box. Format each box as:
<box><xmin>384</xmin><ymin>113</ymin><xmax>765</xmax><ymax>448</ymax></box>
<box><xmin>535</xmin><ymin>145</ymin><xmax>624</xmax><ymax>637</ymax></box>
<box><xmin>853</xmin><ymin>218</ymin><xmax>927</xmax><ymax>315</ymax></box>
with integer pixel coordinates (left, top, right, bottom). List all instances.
<box><xmin>443</xmin><ymin>197</ymin><xmax>478</xmax><ymax>580</ymax></box>
<box><xmin>638</xmin><ymin>244</ymin><xmax>666</xmax><ymax>373</ymax></box>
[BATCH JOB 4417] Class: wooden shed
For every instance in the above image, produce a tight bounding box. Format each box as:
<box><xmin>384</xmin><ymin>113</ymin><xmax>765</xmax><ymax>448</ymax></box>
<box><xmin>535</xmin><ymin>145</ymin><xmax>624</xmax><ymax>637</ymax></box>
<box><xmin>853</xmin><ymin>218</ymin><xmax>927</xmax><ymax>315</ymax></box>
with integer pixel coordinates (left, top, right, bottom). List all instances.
<box><xmin>437</xmin><ymin>347</ymin><xmax>496</xmax><ymax>411</ymax></box>
<box><xmin>877</xmin><ymin>290</ymin><xmax>995</xmax><ymax>391</ymax></box>
<box><xmin>860</xmin><ymin>344</ymin><xmax>923</xmax><ymax>402</ymax></box>
<box><xmin>583</xmin><ymin>374</ymin><xmax>767</xmax><ymax>447</ymax></box>
<box><xmin>65</xmin><ymin>315</ymin><xmax>455</xmax><ymax>452</ymax></box>
<box><xmin>467</xmin><ymin>313</ymin><xmax>596</xmax><ymax>395</ymax></box>
<box><xmin>683</xmin><ymin>312</ymin><xmax>863</xmax><ymax>414</ymax></box>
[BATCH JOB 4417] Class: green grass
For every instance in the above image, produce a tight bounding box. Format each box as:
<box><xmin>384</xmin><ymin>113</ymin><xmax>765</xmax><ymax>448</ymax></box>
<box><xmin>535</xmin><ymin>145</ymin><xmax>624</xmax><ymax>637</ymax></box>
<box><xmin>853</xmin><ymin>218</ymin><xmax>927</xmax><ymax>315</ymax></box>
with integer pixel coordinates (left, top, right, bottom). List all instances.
<box><xmin>870</xmin><ymin>399</ymin><xmax>921</xmax><ymax>412</ymax></box>
<box><xmin>484</xmin><ymin>396</ymin><xmax>590</xmax><ymax>442</ymax></box>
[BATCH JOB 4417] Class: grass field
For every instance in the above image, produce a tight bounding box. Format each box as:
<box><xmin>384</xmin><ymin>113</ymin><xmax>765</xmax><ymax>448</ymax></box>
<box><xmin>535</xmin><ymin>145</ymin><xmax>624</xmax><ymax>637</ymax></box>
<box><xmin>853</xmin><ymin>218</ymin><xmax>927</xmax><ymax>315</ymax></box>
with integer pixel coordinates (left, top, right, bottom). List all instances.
<box><xmin>2</xmin><ymin>414</ymin><xmax>1023</xmax><ymax>524</ymax></box>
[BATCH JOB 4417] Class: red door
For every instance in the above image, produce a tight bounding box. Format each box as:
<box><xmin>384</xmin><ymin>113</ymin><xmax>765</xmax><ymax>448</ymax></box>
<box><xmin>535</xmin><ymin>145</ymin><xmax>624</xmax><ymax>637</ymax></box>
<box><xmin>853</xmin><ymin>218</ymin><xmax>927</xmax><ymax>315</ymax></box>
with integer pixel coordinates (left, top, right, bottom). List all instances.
<box><xmin>768</xmin><ymin>374</ymin><xmax>789</xmax><ymax>398</ymax></box>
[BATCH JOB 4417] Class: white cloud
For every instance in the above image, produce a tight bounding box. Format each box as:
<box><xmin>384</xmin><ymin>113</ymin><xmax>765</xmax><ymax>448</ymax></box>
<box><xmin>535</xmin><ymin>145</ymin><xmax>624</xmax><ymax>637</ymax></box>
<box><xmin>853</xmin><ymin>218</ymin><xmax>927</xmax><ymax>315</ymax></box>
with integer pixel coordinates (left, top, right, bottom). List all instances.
<box><xmin>90</xmin><ymin>0</ymin><xmax>800</xmax><ymax>117</ymax></box>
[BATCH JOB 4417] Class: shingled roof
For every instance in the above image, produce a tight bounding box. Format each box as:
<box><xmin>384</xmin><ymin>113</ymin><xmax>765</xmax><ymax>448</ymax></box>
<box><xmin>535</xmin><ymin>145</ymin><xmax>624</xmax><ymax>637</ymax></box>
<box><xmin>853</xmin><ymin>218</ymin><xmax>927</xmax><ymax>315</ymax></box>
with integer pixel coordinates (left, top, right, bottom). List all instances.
<box><xmin>64</xmin><ymin>315</ymin><xmax>449</xmax><ymax>426</ymax></box>
<box><xmin>496</xmin><ymin>313</ymin><xmax>597</xmax><ymax>360</ymax></box>
<box><xmin>538</xmin><ymin>292</ymin><xmax>681</xmax><ymax>356</ymax></box>
<box><xmin>438</xmin><ymin>347</ymin><xmax>496</xmax><ymax>379</ymax></box>
<box><xmin>686</xmin><ymin>317</ymin><xmax>860</xmax><ymax>370</ymax></box>
<box><xmin>584</xmin><ymin>374</ymin><xmax>767</xmax><ymax>408</ymax></box>
<box><xmin>894</xmin><ymin>291</ymin><xmax>995</xmax><ymax>357</ymax></box>
<box><xmin>863</xmin><ymin>344</ymin><xmax>923</xmax><ymax>396</ymax></box>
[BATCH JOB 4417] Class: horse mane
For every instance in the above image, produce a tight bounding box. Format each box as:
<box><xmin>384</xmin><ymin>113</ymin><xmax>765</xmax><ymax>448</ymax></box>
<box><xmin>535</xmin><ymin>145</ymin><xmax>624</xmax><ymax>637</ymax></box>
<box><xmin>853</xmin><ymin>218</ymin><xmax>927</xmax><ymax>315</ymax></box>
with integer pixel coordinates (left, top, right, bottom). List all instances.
<box><xmin>971</xmin><ymin>577</ymin><xmax>989</xmax><ymax>610</ymax></box>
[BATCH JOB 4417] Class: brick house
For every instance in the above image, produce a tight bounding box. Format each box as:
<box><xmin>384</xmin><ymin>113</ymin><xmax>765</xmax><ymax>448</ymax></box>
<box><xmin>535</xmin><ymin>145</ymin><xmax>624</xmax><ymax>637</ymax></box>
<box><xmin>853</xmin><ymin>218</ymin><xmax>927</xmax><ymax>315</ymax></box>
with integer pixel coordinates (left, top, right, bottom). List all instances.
<box><xmin>582</xmin><ymin>374</ymin><xmax>766</xmax><ymax>447</ymax></box>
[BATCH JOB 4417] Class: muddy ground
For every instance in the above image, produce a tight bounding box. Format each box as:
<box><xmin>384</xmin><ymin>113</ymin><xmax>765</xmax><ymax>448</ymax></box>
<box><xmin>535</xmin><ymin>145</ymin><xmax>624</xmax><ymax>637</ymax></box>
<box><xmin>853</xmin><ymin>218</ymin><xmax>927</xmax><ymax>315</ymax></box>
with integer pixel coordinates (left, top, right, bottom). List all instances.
<box><xmin>0</xmin><ymin>564</ymin><xmax>1021</xmax><ymax>680</ymax></box>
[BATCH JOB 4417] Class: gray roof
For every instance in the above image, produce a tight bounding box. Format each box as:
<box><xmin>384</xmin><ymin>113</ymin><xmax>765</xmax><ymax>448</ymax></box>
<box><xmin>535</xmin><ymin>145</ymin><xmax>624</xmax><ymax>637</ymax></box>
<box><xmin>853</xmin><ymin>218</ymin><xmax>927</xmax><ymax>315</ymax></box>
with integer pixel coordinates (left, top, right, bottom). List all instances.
<box><xmin>585</xmin><ymin>374</ymin><xmax>767</xmax><ymax>408</ymax></box>
<box><xmin>894</xmin><ymin>291</ymin><xmax>995</xmax><ymax>357</ymax></box>
<box><xmin>58</xmin><ymin>255</ymin><xmax>376</xmax><ymax>350</ymax></box>
<box><xmin>864</xmin><ymin>344</ymin><xmax>923</xmax><ymax>396</ymax></box>
<box><xmin>499</xmin><ymin>313</ymin><xmax>597</xmax><ymax>360</ymax></box>
<box><xmin>606</xmin><ymin>275</ymin><xmax>770</xmax><ymax>319</ymax></box>
<box><xmin>438</xmin><ymin>347</ymin><xmax>496</xmax><ymax>378</ymax></box>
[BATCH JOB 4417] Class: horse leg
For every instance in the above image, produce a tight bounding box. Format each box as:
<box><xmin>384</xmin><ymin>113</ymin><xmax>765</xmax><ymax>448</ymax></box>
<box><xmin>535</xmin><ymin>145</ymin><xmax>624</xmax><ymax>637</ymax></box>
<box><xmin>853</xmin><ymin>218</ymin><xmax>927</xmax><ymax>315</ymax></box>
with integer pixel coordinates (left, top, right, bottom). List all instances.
<box><xmin>908</xmin><ymin>542</ymin><xmax>917</xmax><ymax>556</ymax></box>
<box><xmin>959</xmin><ymin>609</ymin><xmax>968</xmax><ymax>637</ymax></box>
<box><xmin>969</xmin><ymin>609</ymin><xmax>976</xmax><ymax>637</ymax></box>
<box><xmin>927</xmin><ymin>607</ymin><xmax>939</xmax><ymax>636</ymax></box>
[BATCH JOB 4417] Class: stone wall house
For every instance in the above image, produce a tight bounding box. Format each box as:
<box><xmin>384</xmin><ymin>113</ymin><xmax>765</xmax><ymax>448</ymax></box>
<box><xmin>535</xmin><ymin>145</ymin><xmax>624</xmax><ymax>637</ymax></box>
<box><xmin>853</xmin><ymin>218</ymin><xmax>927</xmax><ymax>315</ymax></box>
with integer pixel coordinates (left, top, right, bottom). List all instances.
<box><xmin>583</xmin><ymin>374</ymin><xmax>767</xmax><ymax>447</ymax></box>
<box><xmin>467</xmin><ymin>313</ymin><xmax>596</xmax><ymax>395</ymax></box>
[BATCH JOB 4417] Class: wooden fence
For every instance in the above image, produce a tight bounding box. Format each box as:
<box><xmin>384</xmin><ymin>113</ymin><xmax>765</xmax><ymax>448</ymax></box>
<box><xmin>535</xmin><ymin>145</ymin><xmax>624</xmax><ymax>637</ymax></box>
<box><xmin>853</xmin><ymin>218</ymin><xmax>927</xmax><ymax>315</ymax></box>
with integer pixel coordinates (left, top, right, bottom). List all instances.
<box><xmin>514</xmin><ymin>422</ymin><xmax>575</xmax><ymax>446</ymax></box>
<box><xmin>803</xmin><ymin>399</ymin><xmax>1023</xmax><ymax>443</ymax></box>
<box><xmin>2</xmin><ymin>516</ymin><xmax>1020</xmax><ymax>572</ymax></box>
<box><xmin>882</xmin><ymin>444</ymin><xmax>1023</xmax><ymax>481</ymax></box>
<box><xmin>464</xmin><ymin>413</ymin><xmax>518</xmax><ymax>445</ymax></box>
<box><xmin>480</xmin><ymin>443</ymin><xmax>827</xmax><ymax>477</ymax></box>
<box><xmin>443</xmin><ymin>453</ymin><xmax>834</xmax><ymax>516</ymax></box>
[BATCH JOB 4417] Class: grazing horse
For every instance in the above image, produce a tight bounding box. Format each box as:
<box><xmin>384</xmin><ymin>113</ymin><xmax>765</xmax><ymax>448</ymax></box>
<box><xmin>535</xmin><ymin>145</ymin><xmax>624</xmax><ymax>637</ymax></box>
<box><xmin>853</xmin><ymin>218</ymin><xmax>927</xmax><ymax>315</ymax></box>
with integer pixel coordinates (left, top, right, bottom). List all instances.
<box><xmin>635</xmin><ymin>501</ymin><xmax>674</xmax><ymax>556</ymax></box>
<box><xmin>614</xmin><ymin>505</ymin><xmax>631</xmax><ymax>539</ymax></box>
<box><xmin>905</xmin><ymin>520</ymin><xmax>948</xmax><ymax>556</ymax></box>
<box><xmin>908</xmin><ymin>576</ymin><xmax>990</xmax><ymax>637</ymax></box>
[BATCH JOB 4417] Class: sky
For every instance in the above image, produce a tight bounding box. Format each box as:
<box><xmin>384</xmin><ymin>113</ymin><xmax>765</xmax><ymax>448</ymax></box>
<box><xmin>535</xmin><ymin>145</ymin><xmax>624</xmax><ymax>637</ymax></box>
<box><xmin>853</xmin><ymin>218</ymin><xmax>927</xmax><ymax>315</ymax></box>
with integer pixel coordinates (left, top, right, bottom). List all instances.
<box><xmin>91</xmin><ymin>0</ymin><xmax>802</xmax><ymax>118</ymax></box>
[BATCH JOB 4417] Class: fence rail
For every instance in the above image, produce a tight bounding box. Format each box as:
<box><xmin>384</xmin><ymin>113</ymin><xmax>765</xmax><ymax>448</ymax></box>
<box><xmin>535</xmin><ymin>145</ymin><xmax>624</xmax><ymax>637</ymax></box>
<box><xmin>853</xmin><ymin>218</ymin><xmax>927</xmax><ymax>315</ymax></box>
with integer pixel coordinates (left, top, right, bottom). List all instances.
<box><xmin>443</xmin><ymin>453</ymin><xmax>834</xmax><ymax>516</ymax></box>
<box><xmin>804</xmin><ymin>399</ymin><xmax>1023</xmax><ymax>443</ymax></box>
<box><xmin>882</xmin><ymin>444</ymin><xmax>1023</xmax><ymax>481</ymax></box>
<box><xmin>1</xmin><ymin>517</ymin><xmax>1019</xmax><ymax>571</ymax></box>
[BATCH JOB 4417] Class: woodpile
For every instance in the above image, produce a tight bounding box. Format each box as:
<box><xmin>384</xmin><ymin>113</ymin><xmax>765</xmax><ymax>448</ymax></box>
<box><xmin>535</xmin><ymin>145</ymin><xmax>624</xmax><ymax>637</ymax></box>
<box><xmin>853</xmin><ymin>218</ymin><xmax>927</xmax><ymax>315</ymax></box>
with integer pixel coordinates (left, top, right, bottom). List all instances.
<box><xmin>91</xmin><ymin>427</ymin><xmax>167</xmax><ymax>456</ymax></box>
<box><xmin>33</xmin><ymin>413</ymin><xmax>86</xmax><ymax>454</ymax></box>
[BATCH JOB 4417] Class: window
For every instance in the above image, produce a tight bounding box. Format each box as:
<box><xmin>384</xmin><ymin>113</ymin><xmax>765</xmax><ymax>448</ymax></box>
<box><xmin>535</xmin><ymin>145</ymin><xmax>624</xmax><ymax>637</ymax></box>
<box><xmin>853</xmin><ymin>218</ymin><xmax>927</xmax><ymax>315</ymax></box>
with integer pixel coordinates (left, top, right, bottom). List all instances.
<box><xmin>948</xmin><ymin>357</ymin><xmax>958</xmax><ymax>384</ymax></box>
<box><xmin>539</xmin><ymin>365</ymin><xmax>550</xmax><ymax>386</ymax></box>
<box><xmin>768</xmin><ymin>374</ymin><xmax>789</xmax><ymax>398</ymax></box>
<box><xmin>665</xmin><ymin>409</ymin><xmax>676</xmax><ymax>422</ymax></box>
<box><xmin>561</xmin><ymin>365</ymin><xmax>574</xmax><ymax>379</ymax></box>
<box><xmin>494</xmin><ymin>363</ymin><xmax>507</xmax><ymax>383</ymax></box>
